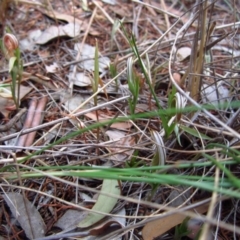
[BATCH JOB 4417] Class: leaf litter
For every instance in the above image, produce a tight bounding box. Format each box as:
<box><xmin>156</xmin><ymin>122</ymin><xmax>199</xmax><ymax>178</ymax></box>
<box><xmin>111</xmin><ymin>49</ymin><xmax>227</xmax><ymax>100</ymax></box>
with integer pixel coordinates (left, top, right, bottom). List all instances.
<box><xmin>0</xmin><ymin>0</ymin><xmax>240</xmax><ymax>239</ymax></box>
<box><xmin>74</xmin><ymin>43</ymin><xmax>111</xmax><ymax>72</ymax></box>
<box><xmin>3</xmin><ymin>192</ymin><xmax>46</xmax><ymax>239</ymax></box>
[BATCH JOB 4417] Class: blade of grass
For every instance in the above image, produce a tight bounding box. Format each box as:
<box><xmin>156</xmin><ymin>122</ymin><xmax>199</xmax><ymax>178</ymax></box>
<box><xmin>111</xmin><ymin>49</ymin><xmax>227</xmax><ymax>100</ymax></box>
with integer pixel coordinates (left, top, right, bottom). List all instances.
<box><xmin>5</xmin><ymin>166</ymin><xmax>240</xmax><ymax>198</ymax></box>
<box><xmin>2</xmin><ymin>99</ymin><xmax>240</xmax><ymax>163</ymax></box>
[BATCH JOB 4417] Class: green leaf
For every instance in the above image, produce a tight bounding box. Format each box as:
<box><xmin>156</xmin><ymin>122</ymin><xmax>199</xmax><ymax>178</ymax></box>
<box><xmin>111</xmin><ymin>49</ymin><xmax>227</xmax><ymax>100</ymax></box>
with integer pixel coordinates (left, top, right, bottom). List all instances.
<box><xmin>165</xmin><ymin>121</ymin><xmax>176</xmax><ymax>138</ymax></box>
<box><xmin>180</xmin><ymin>125</ymin><xmax>211</xmax><ymax>140</ymax></box>
<box><xmin>77</xmin><ymin>179</ymin><xmax>120</xmax><ymax>228</ymax></box>
<box><xmin>151</xmin><ymin>130</ymin><xmax>166</xmax><ymax>167</ymax></box>
<box><xmin>174</xmin><ymin>217</ymin><xmax>190</xmax><ymax>240</ymax></box>
<box><xmin>109</xmin><ymin>63</ymin><xmax>117</xmax><ymax>79</ymax></box>
<box><xmin>168</xmin><ymin>86</ymin><xmax>177</xmax><ymax>118</ymax></box>
<box><xmin>174</xmin><ymin>124</ymin><xmax>182</xmax><ymax>147</ymax></box>
<box><xmin>111</xmin><ymin>19</ymin><xmax>121</xmax><ymax>41</ymax></box>
<box><xmin>9</xmin><ymin>56</ymin><xmax>17</xmax><ymax>72</ymax></box>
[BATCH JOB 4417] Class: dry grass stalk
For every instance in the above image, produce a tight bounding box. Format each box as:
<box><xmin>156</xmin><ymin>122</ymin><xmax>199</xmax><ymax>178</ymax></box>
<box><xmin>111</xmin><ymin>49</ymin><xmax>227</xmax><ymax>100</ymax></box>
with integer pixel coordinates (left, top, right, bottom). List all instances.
<box><xmin>187</xmin><ymin>0</ymin><xmax>209</xmax><ymax>103</ymax></box>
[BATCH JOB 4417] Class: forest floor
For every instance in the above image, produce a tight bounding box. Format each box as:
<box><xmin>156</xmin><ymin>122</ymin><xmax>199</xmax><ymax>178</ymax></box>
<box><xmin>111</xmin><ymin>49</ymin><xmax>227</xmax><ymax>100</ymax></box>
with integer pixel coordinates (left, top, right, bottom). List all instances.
<box><xmin>0</xmin><ymin>0</ymin><xmax>240</xmax><ymax>240</ymax></box>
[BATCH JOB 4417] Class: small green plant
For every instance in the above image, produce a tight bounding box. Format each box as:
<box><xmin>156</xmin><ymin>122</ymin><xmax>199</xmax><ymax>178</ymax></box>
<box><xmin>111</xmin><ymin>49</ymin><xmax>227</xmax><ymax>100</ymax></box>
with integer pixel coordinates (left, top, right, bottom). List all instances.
<box><xmin>174</xmin><ymin>217</ymin><xmax>190</xmax><ymax>240</ymax></box>
<box><xmin>1</xmin><ymin>33</ymin><xmax>22</xmax><ymax>110</ymax></box>
<box><xmin>110</xmin><ymin>19</ymin><xmax>122</xmax><ymax>51</ymax></box>
<box><xmin>121</xmin><ymin>24</ymin><xmax>178</xmax><ymax>138</ymax></box>
<box><xmin>109</xmin><ymin>62</ymin><xmax>119</xmax><ymax>92</ymax></box>
<box><xmin>127</xmin><ymin>57</ymin><xmax>140</xmax><ymax>115</ymax></box>
<box><xmin>125</xmin><ymin>150</ymin><xmax>145</xmax><ymax>168</ymax></box>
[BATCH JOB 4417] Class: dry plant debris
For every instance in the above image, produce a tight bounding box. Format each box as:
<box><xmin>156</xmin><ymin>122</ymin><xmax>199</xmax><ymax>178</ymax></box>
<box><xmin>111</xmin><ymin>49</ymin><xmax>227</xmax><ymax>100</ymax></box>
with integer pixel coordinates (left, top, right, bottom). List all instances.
<box><xmin>0</xmin><ymin>0</ymin><xmax>240</xmax><ymax>239</ymax></box>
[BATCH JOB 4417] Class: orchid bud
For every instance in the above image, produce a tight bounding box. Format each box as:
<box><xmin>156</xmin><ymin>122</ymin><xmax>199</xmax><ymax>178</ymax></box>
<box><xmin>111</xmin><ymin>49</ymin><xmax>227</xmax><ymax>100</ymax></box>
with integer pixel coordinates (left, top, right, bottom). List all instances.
<box><xmin>3</xmin><ymin>33</ymin><xmax>19</xmax><ymax>59</ymax></box>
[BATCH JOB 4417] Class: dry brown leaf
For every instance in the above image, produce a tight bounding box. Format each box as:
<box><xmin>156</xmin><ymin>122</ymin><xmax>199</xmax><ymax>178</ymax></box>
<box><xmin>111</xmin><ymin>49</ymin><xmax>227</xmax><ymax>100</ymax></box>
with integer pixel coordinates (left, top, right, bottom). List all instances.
<box><xmin>135</xmin><ymin>103</ymin><xmax>152</xmax><ymax>113</ymax></box>
<box><xmin>54</xmin><ymin>193</ymin><xmax>91</xmax><ymax>230</ymax></box>
<box><xmin>79</xmin><ymin>208</ymin><xmax>125</xmax><ymax>240</ymax></box>
<box><xmin>176</xmin><ymin>47</ymin><xmax>192</xmax><ymax>61</ymax></box>
<box><xmin>0</xmin><ymin>84</ymin><xmax>32</xmax><ymax>117</ymax></box>
<box><xmin>36</xmin><ymin>23</ymin><xmax>81</xmax><ymax>44</ymax></box>
<box><xmin>88</xmin><ymin>29</ymin><xmax>101</xmax><ymax>36</ymax></box>
<box><xmin>108</xmin><ymin>121</ymin><xmax>132</xmax><ymax>130</ymax></box>
<box><xmin>41</xmin><ymin>9</ymin><xmax>101</xmax><ymax>36</ymax></box>
<box><xmin>74</xmin><ymin>43</ymin><xmax>110</xmax><ymax>72</ymax></box>
<box><xmin>84</xmin><ymin>111</ymin><xmax>110</xmax><ymax>121</ymax></box>
<box><xmin>38</xmin><ymin>50</ymin><xmax>50</xmax><ymax>58</ymax></box>
<box><xmin>3</xmin><ymin>192</ymin><xmax>46</xmax><ymax>239</ymax></box>
<box><xmin>20</xmin><ymin>29</ymin><xmax>42</xmax><ymax>51</ymax></box>
<box><xmin>69</xmin><ymin>72</ymin><xmax>92</xmax><ymax>87</ymax></box>
<box><xmin>102</xmin><ymin>0</ymin><xmax>116</xmax><ymax>5</ymax></box>
<box><xmin>39</xmin><ymin>9</ymin><xmax>85</xmax><ymax>26</ymax></box>
<box><xmin>54</xmin><ymin>209</ymin><xmax>88</xmax><ymax>230</ymax></box>
<box><xmin>63</xmin><ymin>95</ymin><xmax>89</xmax><ymax>112</ymax></box>
<box><xmin>0</xmin><ymin>97</ymin><xmax>15</xmax><ymax>118</ymax></box>
<box><xmin>39</xmin><ymin>8</ymin><xmax>99</xmax><ymax>36</ymax></box>
<box><xmin>105</xmin><ymin>130</ymin><xmax>135</xmax><ymax>161</ymax></box>
<box><xmin>142</xmin><ymin>203</ymin><xmax>208</xmax><ymax>240</ymax></box>
<box><xmin>172</xmin><ymin>72</ymin><xmax>182</xmax><ymax>88</ymax></box>
<box><xmin>201</xmin><ymin>83</ymin><xmax>230</xmax><ymax>108</ymax></box>
<box><xmin>108</xmin><ymin>5</ymin><xmax>131</xmax><ymax>18</ymax></box>
<box><xmin>45</xmin><ymin>62</ymin><xmax>60</xmax><ymax>73</ymax></box>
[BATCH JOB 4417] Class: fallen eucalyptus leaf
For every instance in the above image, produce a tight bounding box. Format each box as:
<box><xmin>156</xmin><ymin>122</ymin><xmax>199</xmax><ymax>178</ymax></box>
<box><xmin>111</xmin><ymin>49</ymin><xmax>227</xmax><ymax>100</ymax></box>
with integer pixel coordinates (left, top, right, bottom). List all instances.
<box><xmin>102</xmin><ymin>0</ymin><xmax>116</xmax><ymax>5</ymax></box>
<box><xmin>176</xmin><ymin>47</ymin><xmax>191</xmax><ymax>61</ymax></box>
<box><xmin>55</xmin><ymin>192</ymin><xmax>98</xmax><ymax>230</ymax></box>
<box><xmin>85</xmin><ymin>112</ymin><xmax>132</xmax><ymax>130</ymax></box>
<box><xmin>36</xmin><ymin>23</ymin><xmax>81</xmax><ymax>45</ymax></box>
<box><xmin>40</xmin><ymin>9</ymin><xmax>85</xmax><ymax>26</ymax></box>
<box><xmin>63</xmin><ymin>95</ymin><xmax>89</xmax><ymax>112</ymax></box>
<box><xmin>105</xmin><ymin>130</ymin><xmax>134</xmax><ymax>161</ymax></box>
<box><xmin>142</xmin><ymin>203</ymin><xmax>208</xmax><ymax>240</ymax></box>
<box><xmin>74</xmin><ymin>43</ymin><xmax>110</xmax><ymax>72</ymax></box>
<box><xmin>168</xmin><ymin>187</ymin><xmax>191</xmax><ymax>208</ymax></box>
<box><xmin>45</xmin><ymin>62</ymin><xmax>60</xmax><ymax>73</ymax></box>
<box><xmin>78</xmin><ymin>179</ymin><xmax>120</xmax><ymax>228</ymax></box>
<box><xmin>201</xmin><ymin>83</ymin><xmax>230</xmax><ymax>109</ymax></box>
<box><xmin>0</xmin><ymin>84</ymin><xmax>32</xmax><ymax>118</ymax></box>
<box><xmin>3</xmin><ymin>192</ymin><xmax>46</xmax><ymax>239</ymax></box>
<box><xmin>69</xmin><ymin>72</ymin><xmax>92</xmax><ymax>87</ymax></box>
<box><xmin>55</xmin><ymin>209</ymin><xmax>88</xmax><ymax>230</ymax></box>
<box><xmin>20</xmin><ymin>29</ymin><xmax>42</xmax><ymax>51</ymax></box>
